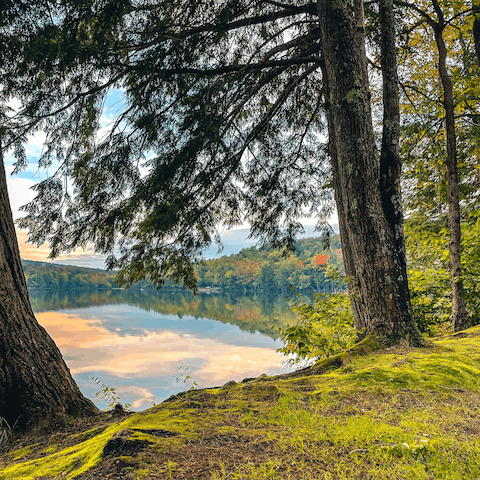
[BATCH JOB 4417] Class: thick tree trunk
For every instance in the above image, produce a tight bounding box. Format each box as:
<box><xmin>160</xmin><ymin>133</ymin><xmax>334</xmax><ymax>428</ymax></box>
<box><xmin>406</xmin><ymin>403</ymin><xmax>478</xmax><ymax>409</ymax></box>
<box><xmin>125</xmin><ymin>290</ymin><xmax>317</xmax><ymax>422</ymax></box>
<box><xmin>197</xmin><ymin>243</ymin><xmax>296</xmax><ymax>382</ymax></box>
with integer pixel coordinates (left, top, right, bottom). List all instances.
<box><xmin>316</xmin><ymin>0</ymin><xmax>419</xmax><ymax>341</ymax></box>
<box><xmin>432</xmin><ymin>3</ymin><xmax>469</xmax><ymax>332</ymax></box>
<box><xmin>0</xmin><ymin>149</ymin><xmax>97</xmax><ymax>430</ymax></box>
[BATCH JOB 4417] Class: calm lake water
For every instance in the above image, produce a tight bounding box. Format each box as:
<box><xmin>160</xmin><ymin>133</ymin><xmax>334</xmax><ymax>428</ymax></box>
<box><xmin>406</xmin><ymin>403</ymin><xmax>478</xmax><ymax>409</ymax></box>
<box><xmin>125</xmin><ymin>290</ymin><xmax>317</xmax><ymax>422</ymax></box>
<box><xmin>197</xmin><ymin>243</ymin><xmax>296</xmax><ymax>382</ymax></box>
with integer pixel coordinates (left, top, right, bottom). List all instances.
<box><xmin>30</xmin><ymin>289</ymin><xmax>300</xmax><ymax>411</ymax></box>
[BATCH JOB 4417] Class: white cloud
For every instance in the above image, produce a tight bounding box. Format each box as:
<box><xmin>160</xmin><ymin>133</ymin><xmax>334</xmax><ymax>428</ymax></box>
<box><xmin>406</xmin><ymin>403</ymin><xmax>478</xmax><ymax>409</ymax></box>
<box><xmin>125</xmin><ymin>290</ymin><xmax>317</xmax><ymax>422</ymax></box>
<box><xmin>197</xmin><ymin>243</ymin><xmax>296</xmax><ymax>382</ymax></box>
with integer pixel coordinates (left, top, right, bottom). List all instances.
<box><xmin>4</xmin><ymin>165</ymin><xmax>38</xmax><ymax>220</ymax></box>
<box><xmin>27</xmin><ymin>129</ymin><xmax>47</xmax><ymax>150</ymax></box>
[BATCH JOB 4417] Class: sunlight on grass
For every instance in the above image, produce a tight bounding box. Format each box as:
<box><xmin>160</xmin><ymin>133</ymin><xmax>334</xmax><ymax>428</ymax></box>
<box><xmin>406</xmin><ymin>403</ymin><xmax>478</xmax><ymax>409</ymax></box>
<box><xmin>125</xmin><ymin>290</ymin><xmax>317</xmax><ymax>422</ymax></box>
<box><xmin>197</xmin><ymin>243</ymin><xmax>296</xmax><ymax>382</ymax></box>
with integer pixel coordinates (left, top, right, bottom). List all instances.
<box><xmin>2</xmin><ymin>326</ymin><xmax>480</xmax><ymax>479</ymax></box>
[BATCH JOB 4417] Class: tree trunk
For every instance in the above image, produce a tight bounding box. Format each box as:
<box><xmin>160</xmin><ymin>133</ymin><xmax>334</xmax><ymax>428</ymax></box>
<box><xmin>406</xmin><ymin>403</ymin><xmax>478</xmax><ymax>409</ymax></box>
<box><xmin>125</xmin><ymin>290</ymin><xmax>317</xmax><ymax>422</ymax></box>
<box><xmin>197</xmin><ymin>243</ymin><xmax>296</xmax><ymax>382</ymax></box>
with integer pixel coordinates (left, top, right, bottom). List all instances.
<box><xmin>473</xmin><ymin>0</ymin><xmax>480</xmax><ymax>64</ymax></box>
<box><xmin>0</xmin><ymin>148</ymin><xmax>97</xmax><ymax>430</ymax></box>
<box><xmin>316</xmin><ymin>0</ymin><xmax>420</xmax><ymax>341</ymax></box>
<box><xmin>432</xmin><ymin>3</ymin><xmax>469</xmax><ymax>332</ymax></box>
<box><xmin>379</xmin><ymin>0</ymin><xmax>413</xmax><ymax>332</ymax></box>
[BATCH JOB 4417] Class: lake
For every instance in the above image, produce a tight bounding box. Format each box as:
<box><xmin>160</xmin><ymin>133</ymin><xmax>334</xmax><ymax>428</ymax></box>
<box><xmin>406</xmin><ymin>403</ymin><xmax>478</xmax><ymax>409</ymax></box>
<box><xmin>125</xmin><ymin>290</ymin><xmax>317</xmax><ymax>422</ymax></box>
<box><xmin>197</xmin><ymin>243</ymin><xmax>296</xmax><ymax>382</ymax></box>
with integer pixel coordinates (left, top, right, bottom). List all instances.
<box><xmin>30</xmin><ymin>289</ymin><xmax>300</xmax><ymax>411</ymax></box>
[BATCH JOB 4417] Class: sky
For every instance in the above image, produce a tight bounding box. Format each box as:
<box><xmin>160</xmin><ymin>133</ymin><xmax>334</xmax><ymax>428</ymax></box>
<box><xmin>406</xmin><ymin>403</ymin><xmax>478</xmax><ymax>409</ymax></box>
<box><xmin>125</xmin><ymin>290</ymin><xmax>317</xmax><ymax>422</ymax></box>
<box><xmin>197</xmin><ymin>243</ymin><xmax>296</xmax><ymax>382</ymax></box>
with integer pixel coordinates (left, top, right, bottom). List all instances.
<box><xmin>4</xmin><ymin>89</ymin><xmax>338</xmax><ymax>270</ymax></box>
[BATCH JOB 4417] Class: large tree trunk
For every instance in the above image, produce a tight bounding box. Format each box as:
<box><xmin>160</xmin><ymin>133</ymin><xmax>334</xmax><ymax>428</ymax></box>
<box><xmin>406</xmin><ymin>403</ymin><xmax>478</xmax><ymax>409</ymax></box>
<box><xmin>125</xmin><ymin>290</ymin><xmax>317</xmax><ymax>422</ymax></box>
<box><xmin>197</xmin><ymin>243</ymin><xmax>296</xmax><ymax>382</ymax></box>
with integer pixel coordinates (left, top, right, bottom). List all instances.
<box><xmin>432</xmin><ymin>4</ymin><xmax>469</xmax><ymax>332</ymax></box>
<box><xmin>0</xmin><ymin>149</ymin><xmax>98</xmax><ymax>430</ymax></box>
<box><xmin>316</xmin><ymin>0</ymin><xmax>419</xmax><ymax>341</ymax></box>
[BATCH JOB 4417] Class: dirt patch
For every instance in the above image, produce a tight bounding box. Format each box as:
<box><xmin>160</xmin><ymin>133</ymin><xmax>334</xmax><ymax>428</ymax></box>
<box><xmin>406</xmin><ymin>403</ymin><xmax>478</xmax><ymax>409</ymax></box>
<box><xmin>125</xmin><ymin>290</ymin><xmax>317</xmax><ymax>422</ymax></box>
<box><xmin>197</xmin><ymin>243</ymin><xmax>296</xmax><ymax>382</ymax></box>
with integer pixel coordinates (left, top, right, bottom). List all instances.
<box><xmin>103</xmin><ymin>430</ymin><xmax>151</xmax><ymax>456</ymax></box>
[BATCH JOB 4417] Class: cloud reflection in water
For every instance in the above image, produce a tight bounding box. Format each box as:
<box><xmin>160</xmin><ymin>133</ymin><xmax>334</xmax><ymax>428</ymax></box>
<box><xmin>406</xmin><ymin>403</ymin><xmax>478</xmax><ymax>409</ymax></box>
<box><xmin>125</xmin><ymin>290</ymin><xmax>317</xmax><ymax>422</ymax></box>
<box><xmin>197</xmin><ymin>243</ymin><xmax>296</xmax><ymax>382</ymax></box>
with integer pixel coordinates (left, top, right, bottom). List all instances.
<box><xmin>36</xmin><ymin>304</ymin><xmax>290</xmax><ymax>410</ymax></box>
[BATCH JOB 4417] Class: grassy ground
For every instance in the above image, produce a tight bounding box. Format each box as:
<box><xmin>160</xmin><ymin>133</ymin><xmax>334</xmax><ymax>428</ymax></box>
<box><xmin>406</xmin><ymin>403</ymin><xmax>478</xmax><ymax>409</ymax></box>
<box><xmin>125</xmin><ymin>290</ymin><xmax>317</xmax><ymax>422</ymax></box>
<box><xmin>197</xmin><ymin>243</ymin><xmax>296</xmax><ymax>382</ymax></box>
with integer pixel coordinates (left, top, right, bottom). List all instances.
<box><xmin>1</xmin><ymin>326</ymin><xmax>480</xmax><ymax>480</ymax></box>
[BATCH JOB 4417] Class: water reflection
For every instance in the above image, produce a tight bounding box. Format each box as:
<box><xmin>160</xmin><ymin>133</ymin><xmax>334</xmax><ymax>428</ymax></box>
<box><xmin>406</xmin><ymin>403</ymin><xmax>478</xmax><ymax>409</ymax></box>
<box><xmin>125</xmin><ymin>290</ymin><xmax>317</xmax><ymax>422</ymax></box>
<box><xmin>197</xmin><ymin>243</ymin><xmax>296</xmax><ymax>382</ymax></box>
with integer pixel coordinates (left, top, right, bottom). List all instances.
<box><xmin>30</xmin><ymin>289</ymin><xmax>299</xmax><ymax>410</ymax></box>
<box><xmin>30</xmin><ymin>289</ymin><xmax>299</xmax><ymax>338</ymax></box>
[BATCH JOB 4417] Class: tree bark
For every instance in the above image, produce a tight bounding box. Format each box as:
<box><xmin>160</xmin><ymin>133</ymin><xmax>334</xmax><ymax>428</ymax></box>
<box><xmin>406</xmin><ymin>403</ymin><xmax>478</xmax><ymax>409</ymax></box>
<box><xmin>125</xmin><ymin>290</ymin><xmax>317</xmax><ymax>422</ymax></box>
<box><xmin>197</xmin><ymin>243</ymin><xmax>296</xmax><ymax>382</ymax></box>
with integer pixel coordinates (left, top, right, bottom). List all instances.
<box><xmin>432</xmin><ymin>12</ymin><xmax>469</xmax><ymax>332</ymax></box>
<box><xmin>379</xmin><ymin>0</ymin><xmax>413</xmax><ymax>332</ymax></box>
<box><xmin>316</xmin><ymin>0</ymin><xmax>420</xmax><ymax>341</ymax></box>
<box><xmin>473</xmin><ymin>0</ymin><xmax>480</xmax><ymax>64</ymax></box>
<box><xmin>0</xmin><ymin>148</ymin><xmax>98</xmax><ymax>430</ymax></box>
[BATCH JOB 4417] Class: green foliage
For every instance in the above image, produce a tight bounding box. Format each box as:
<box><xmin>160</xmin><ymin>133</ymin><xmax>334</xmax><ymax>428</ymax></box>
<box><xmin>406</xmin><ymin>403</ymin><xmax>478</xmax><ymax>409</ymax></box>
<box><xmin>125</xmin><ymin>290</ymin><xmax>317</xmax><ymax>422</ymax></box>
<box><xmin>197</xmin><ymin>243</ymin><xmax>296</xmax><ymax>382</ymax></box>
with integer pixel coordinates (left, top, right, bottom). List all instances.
<box><xmin>22</xmin><ymin>260</ymin><xmax>116</xmax><ymax>290</ymax></box>
<box><xmin>398</xmin><ymin>1</ymin><xmax>480</xmax><ymax>217</ymax></box>
<box><xmin>92</xmin><ymin>377</ymin><xmax>130</xmax><ymax>411</ymax></box>
<box><xmin>175</xmin><ymin>361</ymin><xmax>198</xmax><ymax>392</ymax></box>
<box><xmin>277</xmin><ymin>291</ymin><xmax>356</xmax><ymax>365</ymax></box>
<box><xmin>22</xmin><ymin>236</ymin><xmax>343</xmax><ymax>293</ymax></box>
<box><xmin>408</xmin><ymin>268</ymin><xmax>451</xmax><ymax>336</ymax></box>
<box><xmin>405</xmin><ymin>213</ymin><xmax>480</xmax><ymax>335</ymax></box>
<box><xmin>195</xmin><ymin>236</ymin><xmax>343</xmax><ymax>292</ymax></box>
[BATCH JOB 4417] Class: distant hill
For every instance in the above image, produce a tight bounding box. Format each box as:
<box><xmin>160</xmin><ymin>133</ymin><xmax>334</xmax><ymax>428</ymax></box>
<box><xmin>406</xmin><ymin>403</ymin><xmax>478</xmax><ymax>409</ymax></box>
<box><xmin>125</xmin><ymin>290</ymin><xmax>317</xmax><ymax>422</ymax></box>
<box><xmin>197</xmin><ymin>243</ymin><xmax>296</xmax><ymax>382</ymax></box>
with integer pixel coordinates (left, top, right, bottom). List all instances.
<box><xmin>22</xmin><ymin>235</ymin><xmax>344</xmax><ymax>292</ymax></box>
<box><xmin>194</xmin><ymin>235</ymin><xmax>344</xmax><ymax>292</ymax></box>
<box><xmin>22</xmin><ymin>260</ymin><xmax>117</xmax><ymax>290</ymax></box>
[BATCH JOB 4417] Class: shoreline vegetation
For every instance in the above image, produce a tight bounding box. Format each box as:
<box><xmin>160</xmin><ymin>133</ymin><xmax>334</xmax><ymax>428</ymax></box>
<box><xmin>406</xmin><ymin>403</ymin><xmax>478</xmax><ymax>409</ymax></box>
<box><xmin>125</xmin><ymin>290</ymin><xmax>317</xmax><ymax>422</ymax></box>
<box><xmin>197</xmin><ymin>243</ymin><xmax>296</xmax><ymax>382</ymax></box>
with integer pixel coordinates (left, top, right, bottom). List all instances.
<box><xmin>1</xmin><ymin>327</ymin><xmax>479</xmax><ymax>479</ymax></box>
<box><xmin>22</xmin><ymin>236</ymin><xmax>344</xmax><ymax>294</ymax></box>
<box><xmin>27</xmin><ymin>288</ymin><xmax>301</xmax><ymax>340</ymax></box>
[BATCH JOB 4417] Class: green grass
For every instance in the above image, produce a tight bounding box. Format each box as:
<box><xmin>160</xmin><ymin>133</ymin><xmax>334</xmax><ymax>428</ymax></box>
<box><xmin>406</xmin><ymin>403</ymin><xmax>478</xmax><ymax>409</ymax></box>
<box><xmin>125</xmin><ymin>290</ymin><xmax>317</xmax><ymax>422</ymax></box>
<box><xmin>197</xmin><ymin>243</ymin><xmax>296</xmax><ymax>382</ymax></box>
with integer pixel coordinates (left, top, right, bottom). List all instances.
<box><xmin>2</xmin><ymin>326</ymin><xmax>480</xmax><ymax>479</ymax></box>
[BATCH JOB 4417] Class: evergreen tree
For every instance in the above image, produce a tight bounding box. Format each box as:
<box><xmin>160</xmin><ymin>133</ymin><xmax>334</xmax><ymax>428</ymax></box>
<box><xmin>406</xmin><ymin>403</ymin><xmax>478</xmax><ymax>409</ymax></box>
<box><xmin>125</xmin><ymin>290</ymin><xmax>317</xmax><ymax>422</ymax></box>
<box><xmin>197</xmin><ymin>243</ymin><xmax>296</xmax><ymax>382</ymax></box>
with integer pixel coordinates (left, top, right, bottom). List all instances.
<box><xmin>6</xmin><ymin>0</ymin><xmax>419</xmax><ymax>340</ymax></box>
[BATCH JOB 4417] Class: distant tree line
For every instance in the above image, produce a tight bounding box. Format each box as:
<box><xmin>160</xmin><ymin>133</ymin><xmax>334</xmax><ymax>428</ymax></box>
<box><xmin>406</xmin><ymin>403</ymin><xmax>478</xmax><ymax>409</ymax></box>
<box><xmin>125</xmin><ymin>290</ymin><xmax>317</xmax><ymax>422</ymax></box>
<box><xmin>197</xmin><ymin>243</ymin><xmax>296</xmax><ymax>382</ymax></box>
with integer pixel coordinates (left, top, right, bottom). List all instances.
<box><xmin>22</xmin><ymin>236</ymin><xmax>343</xmax><ymax>292</ymax></box>
<box><xmin>194</xmin><ymin>236</ymin><xmax>343</xmax><ymax>291</ymax></box>
<box><xmin>22</xmin><ymin>260</ymin><xmax>117</xmax><ymax>290</ymax></box>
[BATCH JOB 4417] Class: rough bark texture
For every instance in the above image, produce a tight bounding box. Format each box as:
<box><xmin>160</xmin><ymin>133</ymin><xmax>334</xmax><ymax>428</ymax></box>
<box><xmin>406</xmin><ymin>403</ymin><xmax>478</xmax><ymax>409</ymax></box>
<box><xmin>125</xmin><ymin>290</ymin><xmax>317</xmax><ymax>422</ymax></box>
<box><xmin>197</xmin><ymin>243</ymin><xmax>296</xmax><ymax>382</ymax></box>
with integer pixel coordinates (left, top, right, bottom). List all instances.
<box><xmin>473</xmin><ymin>0</ymin><xmax>480</xmax><ymax>64</ymax></box>
<box><xmin>0</xmin><ymin>150</ymin><xmax>98</xmax><ymax>430</ymax></box>
<box><xmin>316</xmin><ymin>0</ymin><xmax>419</xmax><ymax>341</ymax></box>
<box><xmin>379</xmin><ymin>0</ymin><xmax>413</xmax><ymax>332</ymax></box>
<box><xmin>432</xmin><ymin>3</ymin><xmax>469</xmax><ymax>332</ymax></box>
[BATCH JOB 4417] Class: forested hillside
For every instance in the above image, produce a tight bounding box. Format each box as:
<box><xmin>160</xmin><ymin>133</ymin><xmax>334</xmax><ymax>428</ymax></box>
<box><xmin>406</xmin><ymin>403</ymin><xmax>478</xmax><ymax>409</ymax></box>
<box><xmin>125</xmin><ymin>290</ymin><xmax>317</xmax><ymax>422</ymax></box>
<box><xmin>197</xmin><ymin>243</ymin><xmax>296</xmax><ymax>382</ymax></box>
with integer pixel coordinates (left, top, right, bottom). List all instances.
<box><xmin>22</xmin><ymin>260</ymin><xmax>117</xmax><ymax>290</ymax></box>
<box><xmin>194</xmin><ymin>235</ymin><xmax>343</xmax><ymax>291</ymax></box>
<box><xmin>22</xmin><ymin>235</ymin><xmax>343</xmax><ymax>292</ymax></box>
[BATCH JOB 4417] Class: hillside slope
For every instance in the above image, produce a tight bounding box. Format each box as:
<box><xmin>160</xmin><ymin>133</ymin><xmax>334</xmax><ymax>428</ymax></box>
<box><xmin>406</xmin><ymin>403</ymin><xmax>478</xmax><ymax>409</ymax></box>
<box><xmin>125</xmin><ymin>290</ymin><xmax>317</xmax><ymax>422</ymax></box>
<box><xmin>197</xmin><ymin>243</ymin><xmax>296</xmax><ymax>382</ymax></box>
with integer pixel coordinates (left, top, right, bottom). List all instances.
<box><xmin>1</xmin><ymin>328</ymin><xmax>479</xmax><ymax>479</ymax></box>
<box><xmin>22</xmin><ymin>235</ymin><xmax>344</xmax><ymax>292</ymax></box>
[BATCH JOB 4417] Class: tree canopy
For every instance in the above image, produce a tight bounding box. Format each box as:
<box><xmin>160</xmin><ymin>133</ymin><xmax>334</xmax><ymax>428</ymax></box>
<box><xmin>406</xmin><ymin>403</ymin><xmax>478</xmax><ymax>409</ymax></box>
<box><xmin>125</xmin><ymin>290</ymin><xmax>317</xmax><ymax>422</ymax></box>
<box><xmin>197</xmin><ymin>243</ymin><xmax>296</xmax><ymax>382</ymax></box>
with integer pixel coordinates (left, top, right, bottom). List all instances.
<box><xmin>2</xmin><ymin>0</ymin><xmax>430</xmax><ymax>340</ymax></box>
<box><xmin>5</xmin><ymin>0</ymin><xmax>332</xmax><ymax>291</ymax></box>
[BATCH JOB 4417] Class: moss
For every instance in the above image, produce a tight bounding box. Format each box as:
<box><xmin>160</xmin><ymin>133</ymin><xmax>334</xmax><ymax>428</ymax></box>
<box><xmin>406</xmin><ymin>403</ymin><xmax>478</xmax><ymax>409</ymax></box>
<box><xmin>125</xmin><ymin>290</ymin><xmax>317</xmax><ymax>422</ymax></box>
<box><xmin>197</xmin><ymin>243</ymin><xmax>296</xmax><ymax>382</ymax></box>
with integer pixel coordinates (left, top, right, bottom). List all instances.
<box><xmin>5</xmin><ymin>446</ymin><xmax>34</xmax><ymax>462</ymax></box>
<box><xmin>117</xmin><ymin>455</ymin><xmax>134</xmax><ymax>463</ymax></box>
<box><xmin>2</xmin><ymin>327</ymin><xmax>480</xmax><ymax>479</ymax></box>
<box><xmin>41</xmin><ymin>445</ymin><xmax>58</xmax><ymax>455</ymax></box>
<box><xmin>345</xmin><ymin>88</ymin><xmax>359</xmax><ymax>104</ymax></box>
<box><xmin>0</xmin><ymin>424</ymin><xmax>122</xmax><ymax>479</ymax></box>
<box><xmin>135</xmin><ymin>468</ymin><xmax>150</xmax><ymax>479</ymax></box>
<box><xmin>69</xmin><ymin>425</ymin><xmax>108</xmax><ymax>442</ymax></box>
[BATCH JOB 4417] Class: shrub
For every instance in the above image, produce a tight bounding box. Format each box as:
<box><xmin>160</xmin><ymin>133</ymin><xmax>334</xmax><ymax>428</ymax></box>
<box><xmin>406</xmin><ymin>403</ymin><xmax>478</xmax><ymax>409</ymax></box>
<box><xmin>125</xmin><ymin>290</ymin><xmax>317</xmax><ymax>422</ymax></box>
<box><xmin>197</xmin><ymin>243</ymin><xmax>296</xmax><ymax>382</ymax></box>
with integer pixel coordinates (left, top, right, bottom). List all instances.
<box><xmin>277</xmin><ymin>291</ymin><xmax>356</xmax><ymax>365</ymax></box>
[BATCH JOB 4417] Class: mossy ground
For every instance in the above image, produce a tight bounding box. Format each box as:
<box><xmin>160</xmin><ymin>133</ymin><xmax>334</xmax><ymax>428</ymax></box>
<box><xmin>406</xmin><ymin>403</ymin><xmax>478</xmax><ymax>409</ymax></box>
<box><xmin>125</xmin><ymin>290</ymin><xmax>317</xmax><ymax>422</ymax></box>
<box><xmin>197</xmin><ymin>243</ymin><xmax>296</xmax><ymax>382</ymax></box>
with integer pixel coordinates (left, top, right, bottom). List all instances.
<box><xmin>1</xmin><ymin>327</ymin><xmax>480</xmax><ymax>479</ymax></box>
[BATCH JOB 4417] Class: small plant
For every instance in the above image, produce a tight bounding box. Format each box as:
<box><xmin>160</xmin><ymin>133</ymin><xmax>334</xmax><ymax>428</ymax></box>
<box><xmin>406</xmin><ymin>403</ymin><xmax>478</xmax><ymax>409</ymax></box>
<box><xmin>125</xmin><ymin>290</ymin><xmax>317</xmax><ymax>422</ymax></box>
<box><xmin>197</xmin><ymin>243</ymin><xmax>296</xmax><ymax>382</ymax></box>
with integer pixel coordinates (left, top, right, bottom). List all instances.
<box><xmin>175</xmin><ymin>361</ymin><xmax>198</xmax><ymax>391</ymax></box>
<box><xmin>0</xmin><ymin>417</ymin><xmax>18</xmax><ymax>447</ymax></box>
<box><xmin>241</xmin><ymin>409</ymin><xmax>255</xmax><ymax>426</ymax></box>
<box><xmin>211</xmin><ymin>460</ymin><xmax>227</xmax><ymax>480</ymax></box>
<box><xmin>92</xmin><ymin>377</ymin><xmax>131</xmax><ymax>411</ymax></box>
<box><xmin>164</xmin><ymin>460</ymin><xmax>176</xmax><ymax>479</ymax></box>
<box><xmin>277</xmin><ymin>290</ymin><xmax>356</xmax><ymax>365</ymax></box>
<box><xmin>135</xmin><ymin>468</ymin><xmax>150</xmax><ymax>479</ymax></box>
